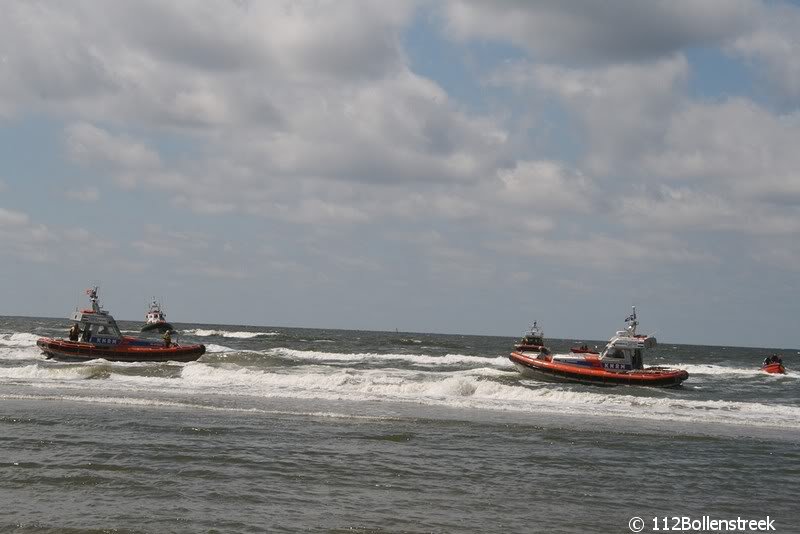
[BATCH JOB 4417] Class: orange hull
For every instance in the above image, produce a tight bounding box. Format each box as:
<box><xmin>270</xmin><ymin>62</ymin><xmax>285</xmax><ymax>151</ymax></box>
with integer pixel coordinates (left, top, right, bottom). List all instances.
<box><xmin>762</xmin><ymin>362</ymin><xmax>786</xmax><ymax>374</ymax></box>
<box><xmin>510</xmin><ymin>351</ymin><xmax>688</xmax><ymax>388</ymax></box>
<box><xmin>37</xmin><ymin>337</ymin><xmax>205</xmax><ymax>363</ymax></box>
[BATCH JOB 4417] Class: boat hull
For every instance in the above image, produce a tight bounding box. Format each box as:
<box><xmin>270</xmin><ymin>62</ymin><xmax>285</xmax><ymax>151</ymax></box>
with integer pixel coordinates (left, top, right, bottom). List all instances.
<box><xmin>37</xmin><ymin>337</ymin><xmax>205</xmax><ymax>363</ymax></box>
<box><xmin>514</xmin><ymin>344</ymin><xmax>550</xmax><ymax>354</ymax></box>
<box><xmin>510</xmin><ymin>351</ymin><xmax>689</xmax><ymax>388</ymax></box>
<box><xmin>141</xmin><ymin>321</ymin><xmax>174</xmax><ymax>333</ymax></box>
<box><xmin>762</xmin><ymin>362</ymin><xmax>786</xmax><ymax>374</ymax></box>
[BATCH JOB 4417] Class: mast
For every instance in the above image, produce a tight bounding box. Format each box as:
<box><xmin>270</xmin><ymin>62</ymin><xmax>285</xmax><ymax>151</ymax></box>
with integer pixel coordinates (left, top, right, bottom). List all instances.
<box><xmin>87</xmin><ymin>286</ymin><xmax>100</xmax><ymax>313</ymax></box>
<box><xmin>625</xmin><ymin>306</ymin><xmax>638</xmax><ymax>336</ymax></box>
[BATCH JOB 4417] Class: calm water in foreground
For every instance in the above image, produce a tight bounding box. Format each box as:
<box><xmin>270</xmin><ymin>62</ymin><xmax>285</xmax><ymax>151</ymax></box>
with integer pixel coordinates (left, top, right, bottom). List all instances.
<box><xmin>1</xmin><ymin>316</ymin><xmax>799</xmax><ymax>533</ymax></box>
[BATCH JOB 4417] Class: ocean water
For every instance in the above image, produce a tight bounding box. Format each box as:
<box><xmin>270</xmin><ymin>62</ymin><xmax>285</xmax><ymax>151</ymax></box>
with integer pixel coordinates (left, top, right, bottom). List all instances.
<box><xmin>1</xmin><ymin>316</ymin><xmax>798</xmax><ymax>533</ymax></box>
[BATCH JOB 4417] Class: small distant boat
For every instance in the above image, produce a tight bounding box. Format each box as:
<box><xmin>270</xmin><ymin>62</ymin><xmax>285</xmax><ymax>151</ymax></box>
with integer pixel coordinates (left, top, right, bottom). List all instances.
<box><xmin>141</xmin><ymin>299</ymin><xmax>174</xmax><ymax>333</ymax></box>
<box><xmin>37</xmin><ymin>287</ymin><xmax>204</xmax><ymax>363</ymax></box>
<box><xmin>510</xmin><ymin>307</ymin><xmax>688</xmax><ymax>388</ymax></box>
<box><xmin>514</xmin><ymin>321</ymin><xmax>550</xmax><ymax>355</ymax></box>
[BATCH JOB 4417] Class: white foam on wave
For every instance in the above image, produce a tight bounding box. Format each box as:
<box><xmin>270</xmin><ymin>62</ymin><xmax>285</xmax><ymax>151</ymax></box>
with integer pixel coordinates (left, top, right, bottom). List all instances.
<box><xmin>2</xmin><ymin>352</ymin><xmax>796</xmax><ymax>430</ymax></box>
<box><xmin>268</xmin><ymin>347</ymin><xmax>514</xmax><ymax>369</ymax></box>
<box><xmin>0</xmin><ymin>363</ymin><xmax>101</xmax><ymax>381</ymax></box>
<box><xmin>183</xmin><ymin>329</ymin><xmax>279</xmax><ymax>339</ymax></box>
<box><xmin>163</xmin><ymin>363</ymin><xmax>800</xmax><ymax>428</ymax></box>
<box><xmin>0</xmin><ymin>345</ymin><xmax>42</xmax><ymax>361</ymax></box>
<box><xmin>0</xmin><ymin>333</ymin><xmax>41</xmax><ymax>347</ymax></box>
<box><xmin>204</xmin><ymin>343</ymin><xmax>236</xmax><ymax>353</ymax></box>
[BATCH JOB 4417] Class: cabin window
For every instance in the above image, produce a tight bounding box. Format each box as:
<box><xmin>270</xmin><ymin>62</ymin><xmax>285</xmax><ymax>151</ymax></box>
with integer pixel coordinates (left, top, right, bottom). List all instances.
<box><xmin>611</xmin><ymin>349</ymin><xmax>624</xmax><ymax>358</ymax></box>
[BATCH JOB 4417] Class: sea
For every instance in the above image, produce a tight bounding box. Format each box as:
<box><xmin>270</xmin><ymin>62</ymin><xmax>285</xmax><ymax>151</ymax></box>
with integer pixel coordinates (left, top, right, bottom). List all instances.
<box><xmin>1</xmin><ymin>316</ymin><xmax>798</xmax><ymax>533</ymax></box>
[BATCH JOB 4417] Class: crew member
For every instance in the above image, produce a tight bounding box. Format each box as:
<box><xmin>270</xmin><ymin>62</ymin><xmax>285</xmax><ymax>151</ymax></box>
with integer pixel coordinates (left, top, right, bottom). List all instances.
<box><xmin>69</xmin><ymin>323</ymin><xmax>80</xmax><ymax>342</ymax></box>
<box><xmin>163</xmin><ymin>329</ymin><xmax>172</xmax><ymax>348</ymax></box>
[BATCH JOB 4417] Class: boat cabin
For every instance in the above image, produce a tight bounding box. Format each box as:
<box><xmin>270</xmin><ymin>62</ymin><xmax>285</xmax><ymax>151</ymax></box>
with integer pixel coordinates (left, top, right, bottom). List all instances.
<box><xmin>146</xmin><ymin>303</ymin><xmax>166</xmax><ymax>324</ymax></box>
<box><xmin>69</xmin><ymin>288</ymin><xmax>123</xmax><ymax>345</ymax></box>
<box><xmin>71</xmin><ymin>309</ymin><xmax>123</xmax><ymax>345</ymax></box>
<box><xmin>597</xmin><ymin>333</ymin><xmax>655</xmax><ymax>370</ymax></box>
<box><xmin>520</xmin><ymin>321</ymin><xmax>545</xmax><ymax>346</ymax></box>
<box><xmin>596</xmin><ymin>307</ymin><xmax>657</xmax><ymax>370</ymax></box>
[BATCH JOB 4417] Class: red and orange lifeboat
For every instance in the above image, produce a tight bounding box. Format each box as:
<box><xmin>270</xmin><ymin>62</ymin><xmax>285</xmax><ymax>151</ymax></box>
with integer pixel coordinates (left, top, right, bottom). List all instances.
<box><xmin>37</xmin><ymin>287</ymin><xmax>204</xmax><ymax>363</ymax></box>
<box><xmin>510</xmin><ymin>307</ymin><xmax>688</xmax><ymax>388</ymax></box>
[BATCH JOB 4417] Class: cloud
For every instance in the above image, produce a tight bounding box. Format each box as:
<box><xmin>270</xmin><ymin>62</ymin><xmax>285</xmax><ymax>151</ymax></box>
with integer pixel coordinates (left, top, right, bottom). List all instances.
<box><xmin>494</xmin><ymin>232</ymin><xmax>715</xmax><ymax>270</ymax></box>
<box><xmin>496</xmin><ymin>160</ymin><xmax>594</xmax><ymax>212</ymax></box>
<box><xmin>64</xmin><ymin>186</ymin><xmax>100</xmax><ymax>202</ymax></box>
<box><xmin>0</xmin><ymin>207</ymin><xmax>29</xmax><ymax>226</ymax></box>
<box><xmin>642</xmin><ymin>98</ymin><xmax>800</xmax><ymax>207</ymax></box>
<box><xmin>618</xmin><ymin>186</ymin><xmax>800</xmax><ymax>236</ymax></box>
<box><xmin>132</xmin><ymin>225</ymin><xmax>210</xmax><ymax>258</ymax></box>
<box><xmin>729</xmin><ymin>3</ymin><xmax>800</xmax><ymax>107</ymax></box>
<box><xmin>66</xmin><ymin>123</ymin><xmax>161</xmax><ymax>171</ymax></box>
<box><xmin>0</xmin><ymin>0</ymin><xmax>415</xmax><ymax>126</ymax></box>
<box><xmin>0</xmin><ymin>207</ymin><xmax>55</xmax><ymax>262</ymax></box>
<box><xmin>498</xmin><ymin>55</ymin><xmax>689</xmax><ymax>177</ymax></box>
<box><xmin>2</xmin><ymin>0</ymin><xmax>795</xmax><ymax>290</ymax></box>
<box><xmin>494</xmin><ymin>54</ymin><xmax>800</xmax><ymax>238</ymax></box>
<box><xmin>442</xmin><ymin>0</ymin><xmax>757</xmax><ymax>63</ymax></box>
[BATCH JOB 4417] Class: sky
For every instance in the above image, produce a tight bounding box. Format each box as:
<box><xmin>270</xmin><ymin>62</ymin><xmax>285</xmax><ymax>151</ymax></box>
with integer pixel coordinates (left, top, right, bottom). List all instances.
<box><xmin>0</xmin><ymin>0</ymin><xmax>799</xmax><ymax>348</ymax></box>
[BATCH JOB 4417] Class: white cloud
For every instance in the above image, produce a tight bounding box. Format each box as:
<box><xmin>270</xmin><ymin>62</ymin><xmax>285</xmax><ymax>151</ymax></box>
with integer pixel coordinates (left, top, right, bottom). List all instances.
<box><xmin>494</xmin><ymin>54</ymin><xmax>800</xmax><ymax>238</ymax></box>
<box><xmin>2</xmin><ymin>0</ymin><xmax>795</xmax><ymax>287</ymax></box>
<box><xmin>442</xmin><ymin>0</ymin><xmax>757</xmax><ymax>63</ymax></box>
<box><xmin>64</xmin><ymin>186</ymin><xmax>100</xmax><ymax>202</ymax></box>
<box><xmin>496</xmin><ymin>160</ymin><xmax>593</xmax><ymax>212</ymax></box>
<box><xmin>730</xmin><ymin>3</ymin><xmax>800</xmax><ymax>106</ymax></box>
<box><xmin>513</xmin><ymin>55</ymin><xmax>690</xmax><ymax>177</ymax></box>
<box><xmin>66</xmin><ymin>123</ymin><xmax>161</xmax><ymax>171</ymax></box>
<box><xmin>0</xmin><ymin>207</ymin><xmax>56</xmax><ymax>262</ymax></box>
<box><xmin>619</xmin><ymin>186</ymin><xmax>800</xmax><ymax>236</ymax></box>
<box><xmin>0</xmin><ymin>207</ymin><xmax>29</xmax><ymax>226</ymax></box>
<box><xmin>642</xmin><ymin>98</ymin><xmax>800</xmax><ymax>206</ymax></box>
<box><xmin>495</xmin><ymin>232</ymin><xmax>715</xmax><ymax>270</ymax></box>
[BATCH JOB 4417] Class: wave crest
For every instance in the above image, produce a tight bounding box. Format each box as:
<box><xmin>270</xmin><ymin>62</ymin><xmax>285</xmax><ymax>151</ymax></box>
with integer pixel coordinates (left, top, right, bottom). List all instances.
<box><xmin>183</xmin><ymin>329</ymin><xmax>279</xmax><ymax>339</ymax></box>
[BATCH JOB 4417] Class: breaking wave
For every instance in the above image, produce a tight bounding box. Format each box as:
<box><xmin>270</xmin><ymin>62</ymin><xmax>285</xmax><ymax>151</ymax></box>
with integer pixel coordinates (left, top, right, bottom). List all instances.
<box><xmin>182</xmin><ymin>329</ymin><xmax>280</xmax><ymax>338</ymax></box>
<box><xmin>0</xmin><ymin>333</ymin><xmax>40</xmax><ymax>347</ymax></box>
<box><xmin>266</xmin><ymin>347</ymin><xmax>514</xmax><ymax>369</ymax></box>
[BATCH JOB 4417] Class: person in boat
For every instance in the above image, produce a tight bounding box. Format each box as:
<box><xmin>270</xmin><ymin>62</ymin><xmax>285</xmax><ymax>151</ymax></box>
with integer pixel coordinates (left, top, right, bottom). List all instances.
<box><xmin>81</xmin><ymin>326</ymin><xmax>91</xmax><ymax>342</ymax></box>
<box><xmin>163</xmin><ymin>330</ymin><xmax>172</xmax><ymax>348</ymax></box>
<box><xmin>68</xmin><ymin>323</ymin><xmax>80</xmax><ymax>342</ymax></box>
<box><xmin>764</xmin><ymin>354</ymin><xmax>783</xmax><ymax>365</ymax></box>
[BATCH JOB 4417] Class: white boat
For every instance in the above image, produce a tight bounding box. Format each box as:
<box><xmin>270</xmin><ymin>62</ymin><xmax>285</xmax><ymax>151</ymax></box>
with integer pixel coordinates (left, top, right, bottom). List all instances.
<box><xmin>141</xmin><ymin>299</ymin><xmax>174</xmax><ymax>333</ymax></box>
<box><xmin>514</xmin><ymin>321</ymin><xmax>550</xmax><ymax>355</ymax></box>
